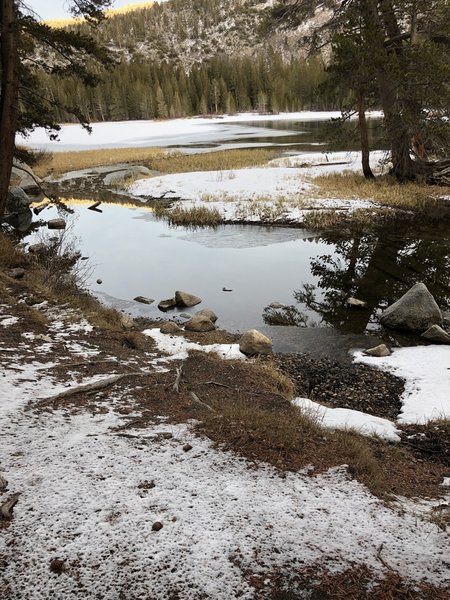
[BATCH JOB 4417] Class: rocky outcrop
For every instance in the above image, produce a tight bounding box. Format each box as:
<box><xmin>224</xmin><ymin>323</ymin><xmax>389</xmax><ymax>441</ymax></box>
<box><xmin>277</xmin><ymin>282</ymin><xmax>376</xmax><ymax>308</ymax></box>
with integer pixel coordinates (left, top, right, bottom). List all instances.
<box><xmin>380</xmin><ymin>282</ymin><xmax>442</xmax><ymax>331</ymax></box>
<box><xmin>364</xmin><ymin>344</ymin><xmax>391</xmax><ymax>357</ymax></box>
<box><xmin>4</xmin><ymin>187</ymin><xmax>32</xmax><ymax>232</ymax></box>
<box><xmin>184</xmin><ymin>315</ymin><xmax>215</xmax><ymax>332</ymax></box>
<box><xmin>195</xmin><ymin>309</ymin><xmax>218</xmax><ymax>323</ymax></box>
<box><xmin>158</xmin><ymin>298</ymin><xmax>176</xmax><ymax>312</ymax></box>
<box><xmin>421</xmin><ymin>325</ymin><xmax>450</xmax><ymax>344</ymax></box>
<box><xmin>239</xmin><ymin>329</ymin><xmax>272</xmax><ymax>356</ymax></box>
<box><xmin>103</xmin><ymin>166</ymin><xmax>152</xmax><ymax>186</ymax></box>
<box><xmin>160</xmin><ymin>321</ymin><xmax>182</xmax><ymax>334</ymax></box>
<box><xmin>175</xmin><ymin>290</ymin><xmax>202</xmax><ymax>308</ymax></box>
<box><xmin>120</xmin><ymin>315</ymin><xmax>135</xmax><ymax>329</ymax></box>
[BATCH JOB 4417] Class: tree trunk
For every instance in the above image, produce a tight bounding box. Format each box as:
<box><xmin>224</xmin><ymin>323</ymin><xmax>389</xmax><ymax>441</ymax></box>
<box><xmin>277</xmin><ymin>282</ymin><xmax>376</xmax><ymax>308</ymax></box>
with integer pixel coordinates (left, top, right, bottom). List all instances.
<box><xmin>0</xmin><ymin>0</ymin><xmax>19</xmax><ymax>219</ymax></box>
<box><xmin>363</xmin><ymin>0</ymin><xmax>417</xmax><ymax>181</ymax></box>
<box><xmin>358</xmin><ymin>96</ymin><xmax>375</xmax><ymax>179</ymax></box>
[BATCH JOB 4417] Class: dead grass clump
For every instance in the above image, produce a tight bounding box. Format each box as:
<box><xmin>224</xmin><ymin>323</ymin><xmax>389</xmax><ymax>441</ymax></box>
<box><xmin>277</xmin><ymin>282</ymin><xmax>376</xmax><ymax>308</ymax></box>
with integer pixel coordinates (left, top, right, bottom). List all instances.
<box><xmin>121</xmin><ymin>331</ymin><xmax>152</xmax><ymax>351</ymax></box>
<box><xmin>16</xmin><ymin>304</ymin><xmax>48</xmax><ymax>327</ymax></box>
<box><xmin>265</xmin><ymin>564</ymin><xmax>450</xmax><ymax>600</ymax></box>
<box><xmin>0</xmin><ymin>233</ymin><xmax>29</xmax><ymax>269</ymax></box>
<box><xmin>334</xmin><ymin>432</ymin><xmax>385</xmax><ymax>496</ymax></box>
<box><xmin>312</xmin><ymin>172</ymin><xmax>446</xmax><ymax>210</ymax></box>
<box><xmin>155</xmin><ymin>204</ymin><xmax>223</xmax><ymax>227</ymax></box>
<box><xmin>400</xmin><ymin>418</ymin><xmax>450</xmax><ymax>466</ymax></box>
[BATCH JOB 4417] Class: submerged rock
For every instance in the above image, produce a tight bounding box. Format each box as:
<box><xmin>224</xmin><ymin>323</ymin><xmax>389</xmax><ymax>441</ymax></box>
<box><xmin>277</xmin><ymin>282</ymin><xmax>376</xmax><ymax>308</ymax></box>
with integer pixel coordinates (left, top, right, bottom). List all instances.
<box><xmin>133</xmin><ymin>296</ymin><xmax>154</xmax><ymax>305</ymax></box>
<box><xmin>158</xmin><ymin>298</ymin><xmax>176</xmax><ymax>312</ymax></box>
<box><xmin>364</xmin><ymin>344</ymin><xmax>391</xmax><ymax>357</ymax></box>
<box><xmin>47</xmin><ymin>218</ymin><xmax>66</xmax><ymax>230</ymax></box>
<box><xmin>239</xmin><ymin>329</ymin><xmax>272</xmax><ymax>356</ymax></box>
<box><xmin>175</xmin><ymin>290</ymin><xmax>202</xmax><ymax>308</ymax></box>
<box><xmin>421</xmin><ymin>325</ymin><xmax>450</xmax><ymax>344</ymax></box>
<box><xmin>185</xmin><ymin>315</ymin><xmax>215</xmax><ymax>332</ymax></box>
<box><xmin>380</xmin><ymin>282</ymin><xmax>442</xmax><ymax>331</ymax></box>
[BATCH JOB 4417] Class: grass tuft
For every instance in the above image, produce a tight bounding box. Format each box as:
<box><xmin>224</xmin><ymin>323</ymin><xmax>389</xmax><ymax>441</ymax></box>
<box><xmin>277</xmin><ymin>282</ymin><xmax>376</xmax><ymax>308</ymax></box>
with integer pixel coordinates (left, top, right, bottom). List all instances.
<box><xmin>154</xmin><ymin>203</ymin><xmax>223</xmax><ymax>227</ymax></box>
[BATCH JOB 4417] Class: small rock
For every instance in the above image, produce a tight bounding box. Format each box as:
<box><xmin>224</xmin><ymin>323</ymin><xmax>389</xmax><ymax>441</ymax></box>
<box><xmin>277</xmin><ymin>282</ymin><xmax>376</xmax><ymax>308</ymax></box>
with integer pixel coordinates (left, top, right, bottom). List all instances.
<box><xmin>183</xmin><ymin>444</ymin><xmax>193</xmax><ymax>452</ymax></box>
<box><xmin>184</xmin><ymin>315</ymin><xmax>215</xmax><ymax>332</ymax></box>
<box><xmin>175</xmin><ymin>290</ymin><xmax>202</xmax><ymax>308</ymax></box>
<box><xmin>0</xmin><ymin>492</ymin><xmax>20</xmax><ymax>519</ymax></box>
<box><xmin>120</xmin><ymin>315</ymin><xmax>135</xmax><ymax>329</ymax></box>
<box><xmin>222</xmin><ymin>287</ymin><xmax>232</xmax><ymax>292</ymax></box>
<box><xmin>160</xmin><ymin>321</ymin><xmax>182</xmax><ymax>334</ymax></box>
<box><xmin>364</xmin><ymin>344</ymin><xmax>391</xmax><ymax>357</ymax></box>
<box><xmin>49</xmin><ymin>558</ymin><xmax>66</xmax><ymax>575</ymax></box>
<box><xmin>36</xmin><ymin>334</ymin><xmax>52</xmax><ymax>343</ymax></box>
<box><xmin>28</xmin><ymin>242</ymin><xmax>47</xmax><ymax>254</ymax></box>
<box><xmin>152</xmin><ymin>521</ymin><xmax>163</xmax><ymax>532</ymax></box>
<box><xmin>421</xmin><ymin>325</ymin><xmax>450</xmax><ymax>344</ymax></box>
<box><xmin>179</xmin><ymin>313</ymin><xmax>191</xmax><ymax>319</ymax></box>
<box><xmin>195</xmin><ymin>309</ymin><xmax>218</xmax><ymax>323</ymax></box>
<box><xmin>158</xmin><ymin>297</ymin><xmax>176</xmax><ymax>312</ymax></box>
<box><xmin>161</xmin><ymin>432</ymin><xmax>173</xmax><ymax>439</ymax></box>
<box><xmin>9</xmin><ymin>268</ymin><xmax>25</xmax><ymax>279</ymax></box>
<box><xmin>345</xmin><ymin>297</ymin><xmax>367</xmax><ymax>309</ymax></box>
<box><xmin>0</xmin><ymin>474</ymin><xmax>7</xmax><ymax>491</ymax></box>
<box><xmin>47</xmin><ymin>218</ymin><xmax>66</xmax><ymax>230</ymax></box>
<box><xmin>269</xmin><ymin>301</ymin><xmax>285</xmax><ymax>309</ymax></box>
<box><xmin>239</xmin><ymin>329</ymin><xmax>272</xmax><ymax>356</ymax></box>
<box><xmin>133</xmin><ymin>296</ymin><xmax>154</xmax><ymax>305</ymax></box>
<box><xmin>96</xmin><ymin>279</ymin><xmax>103</xmax><ymax>285</ymax></box>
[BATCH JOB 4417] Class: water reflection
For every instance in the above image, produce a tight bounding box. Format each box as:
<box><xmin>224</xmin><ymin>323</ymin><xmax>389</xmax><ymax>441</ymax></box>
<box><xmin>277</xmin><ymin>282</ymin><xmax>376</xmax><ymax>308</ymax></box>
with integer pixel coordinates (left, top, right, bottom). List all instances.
<box><xmin>263</xmin><ymin>225</ymin><xmax>450</xmax><ymax>336</ymax></box>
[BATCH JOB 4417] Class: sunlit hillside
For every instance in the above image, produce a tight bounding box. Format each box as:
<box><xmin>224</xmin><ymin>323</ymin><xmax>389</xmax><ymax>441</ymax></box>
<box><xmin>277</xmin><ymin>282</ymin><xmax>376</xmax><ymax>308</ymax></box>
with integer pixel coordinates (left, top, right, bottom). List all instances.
<box><xmin>46</xmin><ymin>1</ymin><xmax>154</xmax><ymax>28</ymax></box>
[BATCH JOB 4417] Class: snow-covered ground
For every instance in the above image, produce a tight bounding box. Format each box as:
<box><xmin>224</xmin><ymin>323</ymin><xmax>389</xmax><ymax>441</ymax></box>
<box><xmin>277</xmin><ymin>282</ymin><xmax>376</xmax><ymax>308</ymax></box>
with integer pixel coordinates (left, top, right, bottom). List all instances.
<box><xmin>1</xmin><ymin>335</ymin><xmax>449</xmax><ymax>598</ymax></box>
<box><xmin>19</xmin><ymin>111</ymin><xmax>382</xmax><ymax>153</ymax></box>
<box><xmin>128</xmin><ymin>150</ymin><xmax>387</xmax><ymax>222</ymax></box>
<box><xmin>354</xmin><ymin>346</ymin><xmax>450</xmax><ymax>424</ymax></box>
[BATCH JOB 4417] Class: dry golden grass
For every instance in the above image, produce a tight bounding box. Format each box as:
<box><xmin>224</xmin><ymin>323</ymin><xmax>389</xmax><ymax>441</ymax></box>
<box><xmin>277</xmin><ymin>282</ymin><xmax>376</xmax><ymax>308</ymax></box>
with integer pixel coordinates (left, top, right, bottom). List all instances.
<box><xmin>156</xmin><ymin>204</ymin><xmax>223</xmax><ymax>227</ymax></box>
<box><xmin>35</xmin><ymin>147</ymin><xmax>278</xmax><ymax>178</ymax></box>
<box><xmin>34</xmin><ymin>147</ymin><xmax>165</xmax><ymax>178</ymax></box>
<box><xmin>150</xmin><ymin>148</ymin><xmax>278</xmax><ymax>173</ymax></box>
<box><xmin>0</xmin><ymin>234</ymin><xmax>30</xmax><ymax>269</ymax></box>
<box><xmin>311</xmin><ymin>172</ymin><xmax>447</xmax><ymax>210</ymax></box>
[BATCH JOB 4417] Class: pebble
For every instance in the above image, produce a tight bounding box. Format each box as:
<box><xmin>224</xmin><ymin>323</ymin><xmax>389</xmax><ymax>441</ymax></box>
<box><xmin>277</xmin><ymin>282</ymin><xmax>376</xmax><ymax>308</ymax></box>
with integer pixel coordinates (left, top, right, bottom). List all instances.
<box><xmin>152</xmin><ymin>522</ymin><xmax>163</xmax><ymax>532</ymax></box>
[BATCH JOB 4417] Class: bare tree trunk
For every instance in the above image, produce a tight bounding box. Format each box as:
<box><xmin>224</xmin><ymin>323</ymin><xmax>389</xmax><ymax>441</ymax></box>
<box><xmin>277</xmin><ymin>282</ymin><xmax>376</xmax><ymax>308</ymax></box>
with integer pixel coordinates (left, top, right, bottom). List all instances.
<box><xmin>363</xmin><ymin>0</ymin><xmax>416</xmax><ymax>181</ymax></box>
<box><xmin>358</xmin><ymin>96</ymin><xmax>374</xmax><ymax>179</ymax></box>
<box><xmin>0</xmin><ymin>0</ymin><xmax>19</xmax><ymax>219</ymax></box>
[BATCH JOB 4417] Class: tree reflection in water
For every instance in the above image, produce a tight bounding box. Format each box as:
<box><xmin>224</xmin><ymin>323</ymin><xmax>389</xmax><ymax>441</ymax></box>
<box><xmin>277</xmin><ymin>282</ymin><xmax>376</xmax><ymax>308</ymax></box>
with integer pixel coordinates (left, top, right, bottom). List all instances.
<box><xmin>263</xmin><ymin>225</ymin><xmax>450</xmax><ymax>334</ymax></box>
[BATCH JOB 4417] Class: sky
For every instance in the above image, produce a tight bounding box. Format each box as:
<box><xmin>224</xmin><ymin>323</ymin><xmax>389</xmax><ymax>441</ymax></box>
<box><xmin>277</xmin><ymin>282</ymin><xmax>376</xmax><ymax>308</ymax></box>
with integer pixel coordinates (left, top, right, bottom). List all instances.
<box><xmin>26</xmin><ymin>1</ymin><xmax>156</xmax><ymax>21</ymax></box>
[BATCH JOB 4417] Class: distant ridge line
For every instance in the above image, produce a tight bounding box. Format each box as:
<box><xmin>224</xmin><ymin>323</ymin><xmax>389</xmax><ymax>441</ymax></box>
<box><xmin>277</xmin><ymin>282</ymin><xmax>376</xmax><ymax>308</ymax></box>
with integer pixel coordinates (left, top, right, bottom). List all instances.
<box><xmin>45</xmin><ymin>1</ymin><xmax>154</xmax><ymax>27</ymax></box>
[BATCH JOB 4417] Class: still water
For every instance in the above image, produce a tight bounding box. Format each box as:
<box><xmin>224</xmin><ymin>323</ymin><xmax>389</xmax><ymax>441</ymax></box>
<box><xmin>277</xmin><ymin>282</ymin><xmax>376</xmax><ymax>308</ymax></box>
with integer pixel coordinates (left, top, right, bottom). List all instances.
<box><xmin>39</xmin><ymin>202</ymin><xmax>450</xmax><ymax>353</ymax></box>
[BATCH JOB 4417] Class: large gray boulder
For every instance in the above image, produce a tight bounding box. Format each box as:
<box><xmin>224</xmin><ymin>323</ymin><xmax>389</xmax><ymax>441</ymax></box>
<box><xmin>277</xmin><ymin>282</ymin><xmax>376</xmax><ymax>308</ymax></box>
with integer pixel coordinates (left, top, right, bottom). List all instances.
<box><xmin>239</xmin><ymin>329</ymin><xmax>272</xmax><ymax>356</ymax></box>
<box><xmin>175</xmin><ymin>290</ymin><xmax>202</xmax><ymax>308</ymax></box>
<box><xmin>380</xmin><ymin>282</ymin><xmax>442</xmax><ymax>332</ymax></box>
<box><xmin>421</xmin><ymin>325</ymin><xmax>450</xmax><ymax>344</ymax></box>
<box><xmin>184</xmin><ymin>315</ymin><xmax>215</xmax><ymax>332</ymax></box>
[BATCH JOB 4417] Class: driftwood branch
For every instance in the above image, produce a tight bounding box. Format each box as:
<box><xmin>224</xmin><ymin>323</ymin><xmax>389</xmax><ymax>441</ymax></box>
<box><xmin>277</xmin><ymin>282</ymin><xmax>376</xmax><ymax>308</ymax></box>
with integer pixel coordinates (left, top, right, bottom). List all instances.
<box><xmin>172</xmin><ymin>366</ymin><xmax>183</xmax><ymax>393</ymax></box>
<box><xmin>376</xmin><ymin>543</ymin><xmax>395</xmax><ymax>572</ymax></box>
<box><xmin>203</xmin><ymin>380</ymin><xmax>233</xmax><ymax>389</ymax></box>
<box><xmin>190</xmin><ymin>392</ymin><xmax>216</xmax><ymax>413</ymax></box>
<box><xmin>41</xmin><ymin>372</ymin><xmax>150</xmax><ymax>402</ymax></box>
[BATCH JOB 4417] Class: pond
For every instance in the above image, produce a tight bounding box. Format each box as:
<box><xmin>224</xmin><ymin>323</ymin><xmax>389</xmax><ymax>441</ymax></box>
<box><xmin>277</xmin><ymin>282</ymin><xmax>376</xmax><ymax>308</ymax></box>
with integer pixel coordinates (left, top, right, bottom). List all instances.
<box><xmin>35</xmin><ymin>202</ymin><xmax>450</xmax><ymax>356</ymax></box>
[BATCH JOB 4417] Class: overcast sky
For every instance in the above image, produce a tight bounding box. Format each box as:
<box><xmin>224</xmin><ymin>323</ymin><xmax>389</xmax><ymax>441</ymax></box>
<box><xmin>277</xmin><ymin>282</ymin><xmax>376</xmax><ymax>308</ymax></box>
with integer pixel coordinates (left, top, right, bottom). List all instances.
<box><xmin>26</xmin><ymin>1</ymin><xmax>155</xmax><ymax>21</ymax></box>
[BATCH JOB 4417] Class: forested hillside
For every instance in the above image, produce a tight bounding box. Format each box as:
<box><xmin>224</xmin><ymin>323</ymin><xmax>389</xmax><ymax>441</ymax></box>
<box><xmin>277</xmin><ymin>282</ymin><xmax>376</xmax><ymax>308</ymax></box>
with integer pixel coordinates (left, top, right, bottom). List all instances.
<box><xmin>38</xmin><ymin>0</ymin><xmax>331</xmax><ymax>122</ymax></box>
